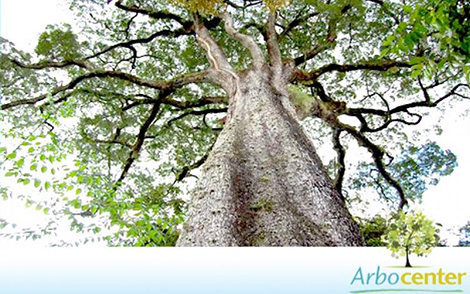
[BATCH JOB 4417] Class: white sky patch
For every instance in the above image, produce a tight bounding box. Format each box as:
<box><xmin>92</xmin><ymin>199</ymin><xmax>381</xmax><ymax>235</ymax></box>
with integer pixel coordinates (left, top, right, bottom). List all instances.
<box><xmin>1</xmin><ymin>0</ymin><xmax>75</xmax><ymax>52</ymax></box>
<box><xmin>0</xmin><ymin>0</ymin><xmax>469</xmax><ymax>247</ymax></box>
<box><xmin>415</xmin><ymin>110</ymin><xmax>470</xmax><ymax>245</ymax></box>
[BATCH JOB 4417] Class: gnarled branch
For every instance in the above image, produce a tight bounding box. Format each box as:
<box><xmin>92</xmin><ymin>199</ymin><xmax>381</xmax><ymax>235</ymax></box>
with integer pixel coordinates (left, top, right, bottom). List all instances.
<box><xmin>86</xmin><ymin>27</ymin><xmax>193</xmax><ymax>61</ymax></box>
<box><xmin>115</xmin><ymin>0</ymin><xmax>190</xmax><ymax>26</ymax></box>
<box><xmin>332</xmin><ymin>128</ymin><xmax>346</xmax><ymax>199</ymax></box>
<box><xmin>222</xmin><ymin>11</ymin><xmax>264</xmax><ymax>68</ymax></box>
<box><xmin>295</xmin><ymin>60</ymin><xmax>411</xmax><ymax>82</ymax></box>
<box><xmin>337</xmin><ymin>121</ymin><xmax>408</xmax><ymax>211</ymax></box>
<box><xmin>1</xmin><ymin>69</ymin><xmax>209</xmax><ymax>110</ymax></box>
<box><xmin>345</xmin><ymin>83</ymin><xmax>470</xmax><ymax>132</ymax></box>
<box><xmin>115</xmin><ymin>100</ymin><xmax>163</xmax><ymax>186</ymax></box>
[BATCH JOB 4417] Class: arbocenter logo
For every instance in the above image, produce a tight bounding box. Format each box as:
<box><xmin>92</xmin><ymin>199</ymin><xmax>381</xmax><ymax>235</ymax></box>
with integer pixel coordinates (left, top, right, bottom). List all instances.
<box><xmin>349</xmin><ymin>266</ymin><xmax>467</xmax><ymax>293</ymax></box>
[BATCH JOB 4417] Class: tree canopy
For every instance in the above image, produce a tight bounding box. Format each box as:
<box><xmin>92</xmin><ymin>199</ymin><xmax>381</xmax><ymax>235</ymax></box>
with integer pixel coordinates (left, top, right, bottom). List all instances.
<box><xmin>0</xmin><ymin>0</ymin><xmax>468</xmax><ymax>246</ymax></box>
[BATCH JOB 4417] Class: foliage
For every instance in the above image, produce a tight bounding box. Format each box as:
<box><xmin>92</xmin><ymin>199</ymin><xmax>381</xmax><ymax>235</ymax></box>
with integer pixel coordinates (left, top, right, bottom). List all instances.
<box><xmin>36</xmin><ymin>24</ymin><xmax>84</xmax><ymax>60</ymax></box>
<box><xmin>357</xmin><ymin>215</ymin><xmax>387</xmax><ymax>247</ymax></box>
<box><xmin>352</xmin><ymin>142</ymin><xmax>457</xmax><ymax>204</ymax></box>
<box><xmin>458</xmin><ymin>221</ymin><xmax>470</xmax><ymax>247</ymax></box>
<box><xmin>379</xmin><ymin>0</ymin><xmax>470</xmax><ymax>82</ymax></box>
<box><xmin>383</xmin><ymin>211</ymin><xmax>440</xmax><ymax>267</ymax></box>
<box><xmin>288</xmin><ymin>84</ymin><xmax>315</xmax><ymax>118</ymax></box>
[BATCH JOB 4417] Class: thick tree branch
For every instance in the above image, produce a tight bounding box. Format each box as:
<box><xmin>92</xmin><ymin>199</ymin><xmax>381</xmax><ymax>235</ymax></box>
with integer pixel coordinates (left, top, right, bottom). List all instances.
<box><xmin>123</xmin><ymin>94</ymin><xmax>228</xmax><ymax>111</ymax></box>
<box><xmin>115</xmin><ymin>0</ymin><xmax>190</xmax><ymax>26</ymax></box>
<box><xmin>295</xmin><ymin>60</ymin><xmax>411</xmax><ymax>82</ymax></box>
<box><xmin>115</xmin><ymin>100</ymin><xmax>163</xmax><ymax>185</ymax></box>
<box><xmin>266</xmin><ymin>12</ymin><xmax>283</xmax><ymax>72</ymax></box>
<box><xmin>86</xmin><ymin>27</ymin><xmax>193</xmax><ymax>60</ymax></box>
<box><xmin>166</xmin><ymin>108</ymin><xmax>228</xmax><ymax>126</ymax></box>
<box><xmin>222</xmin><ymin>11</ymin><xmax>264</xmax><ymax>68</ymax></box>
<box><xmin>193</xmin><ymin>13</ymin><xmax>240</xmax><ymax>121</ymax></box>
<box><xmin>308</xmin><ymin>99</ymin><xmax>408</xmax><ymax>210</ymax></box>
<box><xmin>10</xmin><ymin>59</ymin><xmax>91</xmax><ymax>70</ymax></box>
<box><xmin>194</xmin><ymin>14</ymin><xmax>233</xmax><ymax>72</ymax></box>
<box><xmin>163</xmin><ymin>95</ymin><xmax>228</xmax><ymax>109</ymax></box>
<box><xmin>336</xmin><ymin>121</ymin><xmax>408</xmax><ymax>211</ymax></box>
<box><xmin>332</xmin><ymin>128</ymin><xmax>346</xmax><ymax>199</ymax></box>
<box><xmin>1</xmin><ymin>69</ymin><xmax>209</xmax><ymax>110</ymax></box>
<box><xmin>309</xmin><ymin>81</ymin><xmax>332</xmax><ymax>102</ymax></box>
<box><xmin>175</xmin><ymin>141</ymin><xmax>216</xmax><ymax>182</ymax></box>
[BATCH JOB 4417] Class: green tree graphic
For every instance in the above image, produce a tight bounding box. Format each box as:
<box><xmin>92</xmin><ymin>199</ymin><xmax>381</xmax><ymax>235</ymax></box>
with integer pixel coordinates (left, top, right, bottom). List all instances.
<box><xmin>384</xmin><ymin>211</ymin><xmax>440</xmax><ymax>267</ymax></box>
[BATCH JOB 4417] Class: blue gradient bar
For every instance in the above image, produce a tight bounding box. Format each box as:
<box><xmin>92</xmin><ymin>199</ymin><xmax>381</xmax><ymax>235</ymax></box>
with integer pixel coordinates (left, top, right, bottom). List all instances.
<box><xmin>0</xmin><ymin>248</ymin><xmax>469</xmax><ymax>294</ymax></box>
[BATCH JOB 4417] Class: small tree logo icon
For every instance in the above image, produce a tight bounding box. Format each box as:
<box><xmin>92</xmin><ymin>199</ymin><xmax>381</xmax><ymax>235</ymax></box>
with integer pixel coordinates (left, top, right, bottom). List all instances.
<box><xmin>383</xmin><ymin>211</ymin><xmax>440</xmax><ymax>267</ymax></box>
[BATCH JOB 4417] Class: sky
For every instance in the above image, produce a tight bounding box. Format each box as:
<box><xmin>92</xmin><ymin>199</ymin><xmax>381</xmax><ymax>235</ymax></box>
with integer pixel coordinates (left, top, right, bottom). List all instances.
<box><xmin>0</xmin><ymin>0</ymin><xmax>469</xmax><ymax>246</ymax></box>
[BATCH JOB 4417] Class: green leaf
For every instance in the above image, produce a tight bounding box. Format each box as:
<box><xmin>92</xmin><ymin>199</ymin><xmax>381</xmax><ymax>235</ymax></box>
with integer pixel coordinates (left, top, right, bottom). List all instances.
<box><xmin>383</xmin><ymin>35</ymin><xmax>396</xmax><ymax>46</ymax></box>
<box><xmin>411</xmin><ymin>68</ymin><xmax>421</xmax><ymax>78</ymax></box>
<box><xmin>70</xmin><ymin>199</ymin><xmax>80</xmax><ymax>209</ymax></box>
<box><xmin>6</xmin><ymin>152</ymin><xmax>16</xmax><ymax>160</ymax></box>
<box><xmin>379</xmin><ymin>48</ymin><xmax>389</xmax><ymax>58</ymax></box>
<box><xmin>15</xmin><ymin>158</ymin><xmax>25</xmax><ymax>168</ymax></box>
<box><xmin>402</xmin><ymin>5</ymin><xmax>413</xmax><ymax>13</ymax></box>
<box><xmin>41</xmin><ymin>166</ymin><xmax>47</xmax><ymax>173</ymax></box>
<box><xmin>34</xmin><ymin>179</ymin><xmax>41</xmax><ymax>188</ymax></box>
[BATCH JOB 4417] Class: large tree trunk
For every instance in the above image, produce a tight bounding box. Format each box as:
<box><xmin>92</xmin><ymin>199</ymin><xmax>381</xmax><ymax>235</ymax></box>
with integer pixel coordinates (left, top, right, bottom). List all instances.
<box><xmin>177</xmin><ymin>68</ymin><xmax>362</xmax><ymax>246</ymax></box>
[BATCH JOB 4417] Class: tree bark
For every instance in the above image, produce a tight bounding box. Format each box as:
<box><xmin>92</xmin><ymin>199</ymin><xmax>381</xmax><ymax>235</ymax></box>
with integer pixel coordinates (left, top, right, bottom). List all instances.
<box><xmin>177</xmin><ymin>67</ymin><xmax>363</xmax><ymax>246</ymax></box>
